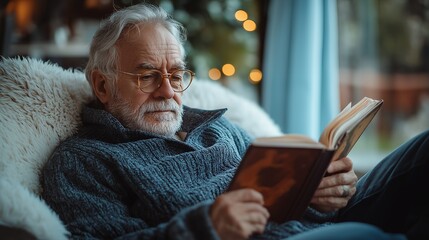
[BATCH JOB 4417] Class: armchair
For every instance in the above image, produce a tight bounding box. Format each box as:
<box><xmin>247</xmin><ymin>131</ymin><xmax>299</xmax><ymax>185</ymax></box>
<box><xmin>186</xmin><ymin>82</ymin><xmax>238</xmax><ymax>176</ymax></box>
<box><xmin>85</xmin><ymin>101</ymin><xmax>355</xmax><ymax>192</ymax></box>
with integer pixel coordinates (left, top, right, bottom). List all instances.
<box><xmin>0</xmin><ymin>57</ymin><xmax>282</xmax><ymax>239</ymax></box>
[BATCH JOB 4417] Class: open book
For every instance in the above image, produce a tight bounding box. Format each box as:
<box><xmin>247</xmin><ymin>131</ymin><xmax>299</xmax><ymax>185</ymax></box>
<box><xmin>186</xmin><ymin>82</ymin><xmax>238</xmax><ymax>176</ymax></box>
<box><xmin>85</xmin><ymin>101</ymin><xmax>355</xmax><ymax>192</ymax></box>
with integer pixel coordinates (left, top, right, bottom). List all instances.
<box><xmin>227</xmin><ymin>97</ymin><xmax>383</xmax><ymax>223</ymax></box>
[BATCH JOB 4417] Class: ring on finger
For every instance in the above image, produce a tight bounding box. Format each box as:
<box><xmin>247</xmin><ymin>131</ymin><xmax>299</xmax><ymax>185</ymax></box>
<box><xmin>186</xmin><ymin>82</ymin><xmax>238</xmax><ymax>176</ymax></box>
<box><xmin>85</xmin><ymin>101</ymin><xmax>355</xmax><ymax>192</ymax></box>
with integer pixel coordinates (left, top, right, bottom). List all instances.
<box><xmin>341</xmin><ymin>185</ymin><xmax>350</xmax><ymax>197</ymax></box>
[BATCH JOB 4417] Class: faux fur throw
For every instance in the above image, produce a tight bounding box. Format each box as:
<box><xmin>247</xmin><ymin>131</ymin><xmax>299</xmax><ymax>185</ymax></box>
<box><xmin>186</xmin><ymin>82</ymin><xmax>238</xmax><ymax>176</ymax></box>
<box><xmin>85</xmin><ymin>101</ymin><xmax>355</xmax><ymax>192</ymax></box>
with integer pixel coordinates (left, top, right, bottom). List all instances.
<box><xmin>0</xmin><ymin>57</ymin><xmax>281</xmax><ymax>240</ymax></box>
<box><xmin>0</xmin><ymin>177</ymin><xmax>68</xmax><ymax>240</ymax></box>
<box><xmin>0</xmin><ymin>58</ymin><xmax>93</xmax><ymax>195</ymax></box>
<box><xmin>0</xmin><ymin>57</ymin><xmax>91</xmax><ymax>239</ymax></box>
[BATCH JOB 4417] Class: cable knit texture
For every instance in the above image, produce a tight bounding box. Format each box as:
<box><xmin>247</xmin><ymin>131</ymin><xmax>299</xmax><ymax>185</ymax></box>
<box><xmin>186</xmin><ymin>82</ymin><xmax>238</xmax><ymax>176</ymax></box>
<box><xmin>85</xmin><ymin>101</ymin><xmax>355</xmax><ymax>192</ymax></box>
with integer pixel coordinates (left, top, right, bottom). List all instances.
<box><xmin>42</xmin><ymin>105</ymin><xmax>332</xmax><ymax>240</ymax></box>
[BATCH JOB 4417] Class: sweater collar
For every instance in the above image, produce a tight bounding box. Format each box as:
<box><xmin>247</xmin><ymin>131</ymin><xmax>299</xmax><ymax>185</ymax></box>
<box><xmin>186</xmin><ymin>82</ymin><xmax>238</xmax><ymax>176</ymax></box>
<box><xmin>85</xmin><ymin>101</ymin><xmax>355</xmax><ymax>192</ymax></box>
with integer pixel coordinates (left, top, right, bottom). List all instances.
<box><xmin>180</xmin><ymin>106</ymin><xmax>227</xmax><ymax>133</ymax></box>
<box><xmin>81</xmin><ymin>103</ymin><xmax>227</xmax><ymax>140</ymax></box>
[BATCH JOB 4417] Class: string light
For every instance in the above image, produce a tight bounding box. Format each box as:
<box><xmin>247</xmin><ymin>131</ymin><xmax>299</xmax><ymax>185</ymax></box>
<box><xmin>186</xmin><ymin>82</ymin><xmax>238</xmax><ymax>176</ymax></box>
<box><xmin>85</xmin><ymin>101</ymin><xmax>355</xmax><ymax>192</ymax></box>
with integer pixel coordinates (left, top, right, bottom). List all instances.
<box><xmin>235</xmin><ymin>10</ymin><xmax>248</xmax><ymax>21</ymax></box>
<box><xmin>222</xmin><ymin>64</ymin><xmax>236</xmax><ymax>76</ymax></box>
<box><xmin>243</xmin><ymin>20</ymin><xmax>256</xmax><ymax>31</ymax></box>
<box><xmin>249</xmin><ymin>69</ymin><xmax>263</xmax><ymax>84</ymax></box>
<box><xmin>208</xmin><ymin>68</ymin><xmax>221</xmax><ymax>80</ymax></box>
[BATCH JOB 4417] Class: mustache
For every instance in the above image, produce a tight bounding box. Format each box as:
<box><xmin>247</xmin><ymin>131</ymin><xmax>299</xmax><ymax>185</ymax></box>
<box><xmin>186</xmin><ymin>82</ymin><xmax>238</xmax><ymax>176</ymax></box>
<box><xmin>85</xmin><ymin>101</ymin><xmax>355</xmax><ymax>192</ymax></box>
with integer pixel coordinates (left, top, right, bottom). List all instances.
<box><xmin>140</xmin><ymin>100</ymin><xmax>181</xmax><ymax>113</ymax></box>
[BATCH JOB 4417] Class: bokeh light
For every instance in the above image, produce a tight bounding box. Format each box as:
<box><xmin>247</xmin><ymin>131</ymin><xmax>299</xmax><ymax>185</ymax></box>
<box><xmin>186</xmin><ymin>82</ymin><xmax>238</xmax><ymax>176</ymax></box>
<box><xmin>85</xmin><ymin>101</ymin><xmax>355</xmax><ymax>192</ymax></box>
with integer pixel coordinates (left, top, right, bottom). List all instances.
<box><xmin>208</xmin><ymin>68</ymin><xmax>222</xmax><ymax>80</ymax></box>
<box><xmin>222</xmin><ymin>64</ymin><xmax>236</xmax><ymax>76</ymax></box>
<box><xmin>235</xmin><ymin>10</ymin><xmax>248</xmax><ymax>22</ymax></box>
<box><xmin>243</xmin><ymin>20</ymin><xmax>257</xmax><ymax>31</ymax></box>
<box><xmin>249</xmin><ymin>69</ymin><xmax>263</xmax><ymax>84</ymax></box>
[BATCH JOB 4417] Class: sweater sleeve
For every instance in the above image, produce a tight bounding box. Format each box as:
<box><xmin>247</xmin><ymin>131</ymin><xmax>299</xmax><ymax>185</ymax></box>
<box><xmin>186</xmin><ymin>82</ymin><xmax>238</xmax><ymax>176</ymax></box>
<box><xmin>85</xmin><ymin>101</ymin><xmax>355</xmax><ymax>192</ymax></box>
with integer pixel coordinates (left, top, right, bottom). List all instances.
<box><xmin>41</xmin><ymin>148</ymin><xmax>220</xmax><ymax>240</ymax></box>
<box><xmin>302</xmin><ymin>207</ymin><xmax>338</xmax><ymax>223</ymax></box>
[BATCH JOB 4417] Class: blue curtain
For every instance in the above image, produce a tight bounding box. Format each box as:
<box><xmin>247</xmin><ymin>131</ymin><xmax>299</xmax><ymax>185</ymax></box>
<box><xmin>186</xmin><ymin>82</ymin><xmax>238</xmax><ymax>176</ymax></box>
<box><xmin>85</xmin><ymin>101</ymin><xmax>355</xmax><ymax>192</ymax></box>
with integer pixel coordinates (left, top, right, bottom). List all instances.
<box><xmin>262</xmin><ymin>0</ymin><xmax>339</xmax><ymax>139</ymax></box>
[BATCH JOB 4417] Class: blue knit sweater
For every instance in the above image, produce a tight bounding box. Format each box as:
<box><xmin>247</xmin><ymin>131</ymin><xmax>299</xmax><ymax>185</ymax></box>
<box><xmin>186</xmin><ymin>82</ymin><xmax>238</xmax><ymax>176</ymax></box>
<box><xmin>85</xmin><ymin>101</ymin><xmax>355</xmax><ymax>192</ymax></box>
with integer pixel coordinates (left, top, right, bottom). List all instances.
<box><xmin>41</xmin><ymin>105</ymin><xmax>332</xmax><ymax>240</ymax></box>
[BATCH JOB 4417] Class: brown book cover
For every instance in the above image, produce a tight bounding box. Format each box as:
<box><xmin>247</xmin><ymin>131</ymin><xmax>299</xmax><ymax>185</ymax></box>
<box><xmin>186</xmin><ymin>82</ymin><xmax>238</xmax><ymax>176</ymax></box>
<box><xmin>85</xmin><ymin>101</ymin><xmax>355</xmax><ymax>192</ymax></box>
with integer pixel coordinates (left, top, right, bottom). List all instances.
<box><xmin>228</xmin><ymin>145</ymin><xmax>334</xmax><ymax>223</ymax></box>
<box><xmin>227</xmin><ymin>97</ymin><xmax>383</xmax><ymax>223</ymax></box>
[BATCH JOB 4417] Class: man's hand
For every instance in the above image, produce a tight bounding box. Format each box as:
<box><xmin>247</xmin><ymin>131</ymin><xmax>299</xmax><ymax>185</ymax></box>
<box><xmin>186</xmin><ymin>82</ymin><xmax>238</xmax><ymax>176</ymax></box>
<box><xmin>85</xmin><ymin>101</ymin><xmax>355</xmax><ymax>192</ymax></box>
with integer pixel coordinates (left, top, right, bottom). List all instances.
<box><xmin>210</xmin><ymin>189</ymin><xmax>269</xmax><ymax>240</ymax></box>
<box><xmin>310</xmin><ymin>157</ymin><xmax>358</xmax><ymax>212</ymax></box>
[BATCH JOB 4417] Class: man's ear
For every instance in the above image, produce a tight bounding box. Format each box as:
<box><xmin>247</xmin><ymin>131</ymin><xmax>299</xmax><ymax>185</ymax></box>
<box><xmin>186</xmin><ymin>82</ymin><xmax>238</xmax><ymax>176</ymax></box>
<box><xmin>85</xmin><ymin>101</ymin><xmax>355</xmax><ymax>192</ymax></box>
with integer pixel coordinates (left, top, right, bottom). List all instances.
<box><xmin>91</xmin><ymin>70</ymin><xmax>111</xmax><ymax>104</ymax></box>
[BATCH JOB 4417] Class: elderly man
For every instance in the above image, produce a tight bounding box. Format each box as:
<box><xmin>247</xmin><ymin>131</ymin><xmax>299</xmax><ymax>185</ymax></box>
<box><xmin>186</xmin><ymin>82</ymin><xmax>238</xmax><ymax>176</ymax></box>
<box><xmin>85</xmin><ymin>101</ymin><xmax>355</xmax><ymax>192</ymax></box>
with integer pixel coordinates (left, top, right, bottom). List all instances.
<box><xmin>42</xmin><ymin>3</ymin><xmax>428</xmax><ymax>240</ymax></box>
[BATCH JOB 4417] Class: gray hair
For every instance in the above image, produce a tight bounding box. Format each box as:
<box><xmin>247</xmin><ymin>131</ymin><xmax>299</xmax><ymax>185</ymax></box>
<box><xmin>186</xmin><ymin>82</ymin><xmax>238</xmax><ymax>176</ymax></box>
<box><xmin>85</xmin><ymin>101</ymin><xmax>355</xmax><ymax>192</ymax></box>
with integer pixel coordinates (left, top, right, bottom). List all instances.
<box><xmin>85</xmin><ymin>3</ymin><xmax>187</xmax><ymax>91</ymax></box>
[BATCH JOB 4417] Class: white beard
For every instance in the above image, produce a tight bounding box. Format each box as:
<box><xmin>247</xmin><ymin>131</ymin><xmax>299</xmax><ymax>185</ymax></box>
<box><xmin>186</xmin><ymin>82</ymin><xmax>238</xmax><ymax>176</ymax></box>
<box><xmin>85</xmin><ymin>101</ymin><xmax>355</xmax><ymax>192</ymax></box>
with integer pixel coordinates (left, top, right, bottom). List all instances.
<box><xmin>107</xmin><ymin>95</ymin><xmax>183</xmax><ymax>137</ymax></box>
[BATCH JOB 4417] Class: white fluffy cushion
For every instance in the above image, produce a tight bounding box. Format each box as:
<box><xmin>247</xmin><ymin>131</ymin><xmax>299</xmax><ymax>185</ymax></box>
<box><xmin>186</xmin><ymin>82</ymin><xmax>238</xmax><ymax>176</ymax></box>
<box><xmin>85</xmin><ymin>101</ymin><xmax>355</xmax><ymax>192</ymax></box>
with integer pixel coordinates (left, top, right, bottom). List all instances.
<box><xmin>183</xmin><ymin>80</ymin><xmax>282</xmax><ymax>138</ymax></box>
<box><xmin>0</xmin><ymin>57</ymin><xmax>93</xmax><ymax>239</ymax></box>
<box><xmin>0</xmin><ymin>57</ymin><xmax>281</xmax><ymax>240</ymax></box>
<box><xmin>0</xmin><ymin>177</ymin><xmax>69</xmax><ymax>240</ymax></box>
<box><xmin>0</xmin><ymin>58</ymin><xmax>93</xmax><ymax>195</ymax></box>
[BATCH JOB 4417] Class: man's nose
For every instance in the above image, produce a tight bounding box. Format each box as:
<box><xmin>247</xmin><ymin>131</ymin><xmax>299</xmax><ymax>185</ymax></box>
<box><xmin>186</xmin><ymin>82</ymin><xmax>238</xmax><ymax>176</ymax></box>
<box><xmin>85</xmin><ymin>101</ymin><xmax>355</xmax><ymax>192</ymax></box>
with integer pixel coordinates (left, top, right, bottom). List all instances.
<box><xmin>152</xmin><ymin>76</ymin><xmax>175</xmax><ymax>99</ymax></box>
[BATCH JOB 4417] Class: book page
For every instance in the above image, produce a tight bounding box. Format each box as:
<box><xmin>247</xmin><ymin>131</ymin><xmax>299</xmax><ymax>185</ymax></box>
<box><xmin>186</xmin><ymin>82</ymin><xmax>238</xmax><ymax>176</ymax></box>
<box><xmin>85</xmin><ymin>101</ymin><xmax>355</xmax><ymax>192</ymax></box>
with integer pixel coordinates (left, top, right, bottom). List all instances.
<box><xmin>253</xmin><ymin>134</ymin><xmax>326</xmax><ymax>149</ymax></box>
<box><xmin>330</xmin><ymin>101</ymin><xmax>382</xmax><ymax>160</ymax></box>
<box><xmin>318</xmin><ymin>103</ymin><xmax>352</xmax><ymax>147</ymax></box>
<box><xmin>319</xmin><ymin>97</ymin><xmax>383</xmax><ymax>160</ymax></box>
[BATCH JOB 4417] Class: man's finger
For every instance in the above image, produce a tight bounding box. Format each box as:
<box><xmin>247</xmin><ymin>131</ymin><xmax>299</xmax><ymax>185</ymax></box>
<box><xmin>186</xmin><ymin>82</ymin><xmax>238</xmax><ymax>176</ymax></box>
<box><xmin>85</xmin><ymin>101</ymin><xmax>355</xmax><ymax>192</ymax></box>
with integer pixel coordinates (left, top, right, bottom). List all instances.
<box><xmin>225</xmin><ymin>188</ymin><xmax>265</xmax><ymax>204</ymax></box>
<box><xmin>326</xmin><ymin>157</ymin><xmax>353</xmax><ymax>174</ymax></box>
<box><xmin>317</xmin><ymin>171</ymin><xmax>358</xmax><ymax>189</ymax></box>
<box><xmin>313</xmin><ymin>184</ymin><xmax>356</xmax><ymax>198</ymax></box>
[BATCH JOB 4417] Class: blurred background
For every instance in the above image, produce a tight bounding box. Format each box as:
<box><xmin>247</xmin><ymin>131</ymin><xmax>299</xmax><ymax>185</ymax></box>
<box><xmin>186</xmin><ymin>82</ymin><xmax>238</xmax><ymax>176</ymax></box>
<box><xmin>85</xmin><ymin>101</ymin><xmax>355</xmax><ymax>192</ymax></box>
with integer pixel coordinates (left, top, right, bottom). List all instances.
<box><xmin>1</xmin><ymin>0</ymin><xmax>428</xmax><ymax>174</ymax></box>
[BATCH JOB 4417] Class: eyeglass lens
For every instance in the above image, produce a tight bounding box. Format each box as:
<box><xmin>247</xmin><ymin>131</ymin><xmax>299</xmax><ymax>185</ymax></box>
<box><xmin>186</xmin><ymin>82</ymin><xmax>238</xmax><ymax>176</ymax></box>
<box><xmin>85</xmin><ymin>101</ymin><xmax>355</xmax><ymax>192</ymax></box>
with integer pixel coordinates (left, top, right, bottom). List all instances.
<box><xmin>138</xmin><ymin>70</ymin><xmax>192</xmax><ymax>92</ymax></box>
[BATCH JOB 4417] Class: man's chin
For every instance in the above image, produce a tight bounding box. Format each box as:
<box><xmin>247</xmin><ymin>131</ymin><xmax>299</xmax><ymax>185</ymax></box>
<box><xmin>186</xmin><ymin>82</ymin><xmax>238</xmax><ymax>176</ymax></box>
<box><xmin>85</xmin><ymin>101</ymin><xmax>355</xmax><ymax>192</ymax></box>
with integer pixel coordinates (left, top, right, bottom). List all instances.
<box><xmin>138</xmin><ymin>118</ymin><xmax>181</xmax><ymax>137</ymax></box>
<box><xmin>108</xmin><ymin>98</ymin><xmax>184</xmax><ymax>137</ymax></box>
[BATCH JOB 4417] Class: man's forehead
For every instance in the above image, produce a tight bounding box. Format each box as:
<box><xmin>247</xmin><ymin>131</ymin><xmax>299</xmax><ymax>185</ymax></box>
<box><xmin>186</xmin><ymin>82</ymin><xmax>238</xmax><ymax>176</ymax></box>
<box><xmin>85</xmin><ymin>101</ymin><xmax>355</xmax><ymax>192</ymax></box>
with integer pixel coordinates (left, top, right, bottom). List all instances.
<box><xmin>134</xmin><ymin>43</ymin><xmax>184</xmax><ymax>62</ymax></box>
<box><xmin>118</xmin><ymin>24</ymin><xmax>183</xmax><ymax>54</ymax></box>
<box><xmin>138</xmin><ymin>43</ymin><xmax>181</xmax><ymax>52</ymax></box>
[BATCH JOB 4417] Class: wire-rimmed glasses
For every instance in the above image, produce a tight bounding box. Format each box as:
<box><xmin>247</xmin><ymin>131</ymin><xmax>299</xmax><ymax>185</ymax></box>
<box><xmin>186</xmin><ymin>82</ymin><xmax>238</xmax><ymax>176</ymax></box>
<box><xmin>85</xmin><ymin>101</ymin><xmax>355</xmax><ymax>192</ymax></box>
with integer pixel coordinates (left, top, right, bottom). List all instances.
<box><xmin>117</xmin><ymin>69</ymin><xmax>195</xmax><ymax>93</ymax></box>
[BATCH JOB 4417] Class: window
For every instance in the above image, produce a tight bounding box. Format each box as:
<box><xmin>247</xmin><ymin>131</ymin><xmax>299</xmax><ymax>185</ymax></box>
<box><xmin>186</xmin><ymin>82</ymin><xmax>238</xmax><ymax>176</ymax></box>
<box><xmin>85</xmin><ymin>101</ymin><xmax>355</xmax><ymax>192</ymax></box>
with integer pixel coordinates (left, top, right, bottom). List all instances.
<box><xmin>337</xmin><ymin>0</ymin><xmax>429</xmax><ymax>169</ymax></box>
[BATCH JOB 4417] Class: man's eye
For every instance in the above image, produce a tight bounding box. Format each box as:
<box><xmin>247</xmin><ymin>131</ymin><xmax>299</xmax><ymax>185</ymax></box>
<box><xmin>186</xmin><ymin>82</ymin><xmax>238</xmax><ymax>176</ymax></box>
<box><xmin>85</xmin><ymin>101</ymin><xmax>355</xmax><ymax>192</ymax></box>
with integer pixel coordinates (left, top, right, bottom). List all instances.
<box><xmin>140</xmin><ymin>74</ymin><xmax>157</xmax><ymax>81</ymax></box>
<box><xmin>171</xmin><ymin>74</ymin><xmax>183</xmax><ymax>81</ymax></box>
